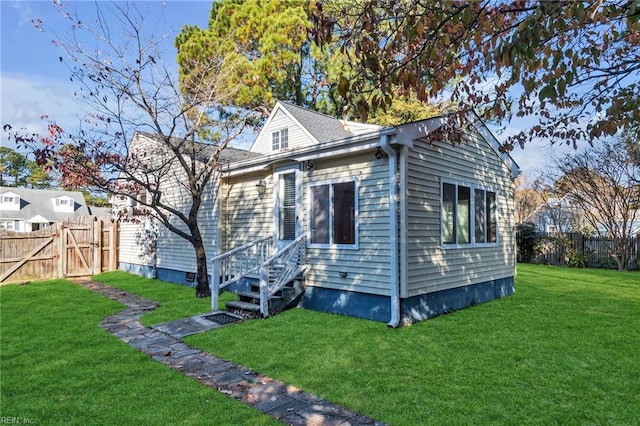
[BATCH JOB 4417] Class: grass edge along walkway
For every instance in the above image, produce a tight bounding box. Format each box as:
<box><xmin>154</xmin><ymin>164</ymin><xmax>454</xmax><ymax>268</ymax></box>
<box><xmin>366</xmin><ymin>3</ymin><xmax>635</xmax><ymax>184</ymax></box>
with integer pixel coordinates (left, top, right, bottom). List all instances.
<box><xmin>74</xmin><ymin>278</ymin><xmax>385</xmax><ymax>426</ymax></box>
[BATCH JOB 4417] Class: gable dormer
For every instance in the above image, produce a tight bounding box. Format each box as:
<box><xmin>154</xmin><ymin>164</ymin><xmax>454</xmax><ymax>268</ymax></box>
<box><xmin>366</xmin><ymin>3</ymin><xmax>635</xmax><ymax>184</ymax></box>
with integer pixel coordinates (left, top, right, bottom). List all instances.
<box><xmin>52</xmin><ymin>195</ymin><xmax>75</xmax><ymax>213</ymax></box>
<box><xmin>251</xmin><ymin>106</ymin><xmax>310</xmax><ymax>154</ymax></box>
<box><xmin>0</xmin><ymin>191</ymin><xmax>20</xmax><ymax>211</ymax></box>
<box><xmin>250</xmin><ymin>101</ymin><xmax>359</xmax><ymax>155</ymax></box>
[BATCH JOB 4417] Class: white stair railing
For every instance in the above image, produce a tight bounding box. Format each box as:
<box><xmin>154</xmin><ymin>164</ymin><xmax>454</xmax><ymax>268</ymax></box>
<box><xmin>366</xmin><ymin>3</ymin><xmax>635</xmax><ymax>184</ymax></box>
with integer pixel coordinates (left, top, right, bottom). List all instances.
<box><xmin>259</xmin><ymin>233</ymin><xmax>307</xmax><ymax>317</ymax></box>
<box><xmin>210</xmin><ymin>236</ymin><xmax>273</xmax><ymax>311</ymax></box>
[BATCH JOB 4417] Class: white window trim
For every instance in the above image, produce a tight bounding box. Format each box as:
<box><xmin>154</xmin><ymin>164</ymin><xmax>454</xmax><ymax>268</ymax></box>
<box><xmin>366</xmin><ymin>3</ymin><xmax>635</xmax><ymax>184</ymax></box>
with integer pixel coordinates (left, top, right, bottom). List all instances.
<box><xmin>271</xmin><ymin>128</ymin><xmax>289</xmax><ymax>151</ymax></box>
<box><xmin>0</xmin><ymin>220</ymin><xmax>19</xmax><ymax>231</ymax></box>
<box><xmin>307</xmin><ymin>177</ymin><xmax>359</xmax><ymax>250</ymax></box>
<box><xmin>441</xmin><ymin>178</ymin><xmax>499</xmax><ymax>248</ymax></box>
<box><xmin>273</xmin><ymin>166</ymin><xmax>302</xmax><ymax>243</ymax></box>
<box><xmin>52</xmin><ymin>195</ymin><xmax>74</xmax><ymax>212</ymax></box>
<box><xmin>0</xmin><ymin>193</ymin><xmax>20</xmax><ymax>211</ymax></box>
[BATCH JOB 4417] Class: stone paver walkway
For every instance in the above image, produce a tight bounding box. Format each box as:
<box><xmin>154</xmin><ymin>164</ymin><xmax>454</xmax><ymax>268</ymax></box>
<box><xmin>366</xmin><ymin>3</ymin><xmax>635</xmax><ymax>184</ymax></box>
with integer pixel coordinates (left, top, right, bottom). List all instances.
<box><xmin>75</xmin><ymin>279</ymin><xmax>385</xmax><ymax>426</ymax></box>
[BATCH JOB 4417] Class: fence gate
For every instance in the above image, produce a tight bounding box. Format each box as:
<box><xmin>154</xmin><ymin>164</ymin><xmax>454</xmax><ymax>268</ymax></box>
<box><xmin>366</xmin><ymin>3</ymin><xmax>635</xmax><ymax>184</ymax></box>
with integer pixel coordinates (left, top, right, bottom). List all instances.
<box><xmin>0</xmin><ymin>217</ymin><xmax>118</xmax><ymax>284</ymax></box>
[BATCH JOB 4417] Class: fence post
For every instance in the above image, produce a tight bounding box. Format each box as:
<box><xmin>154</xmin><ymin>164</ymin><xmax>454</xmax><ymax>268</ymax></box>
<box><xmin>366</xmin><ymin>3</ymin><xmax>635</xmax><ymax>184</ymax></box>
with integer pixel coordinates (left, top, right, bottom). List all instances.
<box><xmin>57</xmin><ymin>223</ymin><xmax>65</xmax><ymax>278</ymax></box>
<box><xmin>109</xmin><ymin>220</ymin><xmax>118</xmax><ymax>271</ymax></box>
<box><xmin>93</xmin><ymin>217</ymin><xmax>102</xmax><ymax>275</ymax></box>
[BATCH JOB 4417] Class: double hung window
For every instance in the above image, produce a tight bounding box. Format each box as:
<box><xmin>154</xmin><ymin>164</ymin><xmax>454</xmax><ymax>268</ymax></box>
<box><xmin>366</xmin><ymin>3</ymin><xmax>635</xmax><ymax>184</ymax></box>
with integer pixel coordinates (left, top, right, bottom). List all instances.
<box><xmin>0</xmin><ymin>194</ymin><xmax>20</xmax><ymax>211</ymax></box>
<box><xmin>272</xmin><ymin>128</ymin><xmax>289</xmax><ymax>151</ymax></box>
<box><xmin>0</xmin><ymin>221</ymin><xmax>17</xmax><ymax>231</ymax></box>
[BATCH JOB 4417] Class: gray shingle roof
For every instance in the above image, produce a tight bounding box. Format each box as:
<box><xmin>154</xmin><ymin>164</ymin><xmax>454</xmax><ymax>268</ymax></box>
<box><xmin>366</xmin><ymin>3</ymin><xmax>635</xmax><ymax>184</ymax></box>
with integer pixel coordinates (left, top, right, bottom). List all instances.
<box><xmin>87</xmin><ymin>206</ymin><xmax>112</xmax><ymax>217</ymax></box>
<box><xmin>135</xmin><ymin>131</ymin><xmax>263</xmax><ymax>163</ymax></box>
<box><xmin>278</xmin><ymin>102</ymin><xmax>354</xmax><ymax>143</ymax></box>
<box><xmin>0</xmin><ymin>187</ymin><xmax>91</xmax><ymax>222</ymax></box>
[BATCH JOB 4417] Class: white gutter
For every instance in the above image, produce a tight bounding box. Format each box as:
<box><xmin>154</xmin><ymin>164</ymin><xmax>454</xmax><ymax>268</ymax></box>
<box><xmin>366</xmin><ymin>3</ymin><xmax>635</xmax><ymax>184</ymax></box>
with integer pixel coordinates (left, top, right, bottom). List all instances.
<box><xmin>380</xmin><ymin>135</ymin><xmax>401</xmax><ymax>328</ymax></box>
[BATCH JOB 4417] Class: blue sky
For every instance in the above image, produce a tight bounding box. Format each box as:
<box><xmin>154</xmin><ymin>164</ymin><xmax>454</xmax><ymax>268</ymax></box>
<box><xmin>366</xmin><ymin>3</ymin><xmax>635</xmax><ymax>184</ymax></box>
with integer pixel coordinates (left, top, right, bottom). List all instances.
<box><xmin>0</xmin><ymin>1</ymin><xmax>565</xmax><ymax>175</ymax></box>
<box><xmin>0</xmin><ymin>1</ymin><xmax>212</xmax><ymax>147</ymax></box>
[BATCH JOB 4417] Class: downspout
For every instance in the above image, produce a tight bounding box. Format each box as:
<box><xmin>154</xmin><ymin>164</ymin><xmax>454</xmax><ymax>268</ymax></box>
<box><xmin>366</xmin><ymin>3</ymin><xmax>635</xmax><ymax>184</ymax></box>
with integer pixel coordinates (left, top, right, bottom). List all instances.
<box><xmin>380</xmin><ymin>135</ymin><xmax>401</xmax><ymax>328</ymax></box>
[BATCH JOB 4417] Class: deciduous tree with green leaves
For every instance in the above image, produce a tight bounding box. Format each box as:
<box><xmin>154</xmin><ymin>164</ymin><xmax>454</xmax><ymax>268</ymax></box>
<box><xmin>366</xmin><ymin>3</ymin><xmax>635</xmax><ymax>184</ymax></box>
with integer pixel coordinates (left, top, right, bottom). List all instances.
<box><xmin>0</xmin><ymin>147</ymin><xmax>30</xmax><ymax>187</ymax></box>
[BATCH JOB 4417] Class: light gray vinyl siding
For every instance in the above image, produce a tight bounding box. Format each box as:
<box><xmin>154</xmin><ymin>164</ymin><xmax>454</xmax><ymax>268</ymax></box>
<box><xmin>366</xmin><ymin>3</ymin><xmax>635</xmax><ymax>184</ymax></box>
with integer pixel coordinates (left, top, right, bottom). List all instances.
<box><xmin>117</xmin><ymin>134</ymin><xmax>221</xmax><ymax>274</ymax></box>
<box><xmin>251</xmin><ymin>110</ymin><xmax>316</xmax><ymax>154</ymax></box>
<box><xmin>404</xmin><ymin>130</ymin><xmax>515</xmax><ymax>297</ymax></box>
<box><xmin>221</xmin><ymin>151</ymin><xmax>392</xmax><ymax>296</ymax></box>
<box><xmin>303</xmin><ymin>153</ymin><xmax>392</xmax><ymax>296</ymax></box>
<box><xmin>221</xmin><ymin>172</ymin><xmax>274</xmax><ymax>251</ymax></box>
<box><xmin>153</xmin><ymin>177</ymin><xmax>219</xmax><ymax>273</ymax></box>
<box><xmin>119</xmin><ymin>221</ymin><xmax>155</xmax><ymax>267</ymax></box>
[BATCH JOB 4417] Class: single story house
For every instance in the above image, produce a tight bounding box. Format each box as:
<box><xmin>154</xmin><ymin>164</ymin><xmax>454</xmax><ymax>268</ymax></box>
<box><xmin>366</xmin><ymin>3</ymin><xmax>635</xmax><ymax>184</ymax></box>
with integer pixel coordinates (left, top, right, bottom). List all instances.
<box><xmin>0</xmin><ymin>186</ymin><xmax>100</xmax><ymax>232</ymax></box>
<box><xmin>118</xmin><ymin>101</ymin><xmax>520</xmax><ymax>326</ymax></box>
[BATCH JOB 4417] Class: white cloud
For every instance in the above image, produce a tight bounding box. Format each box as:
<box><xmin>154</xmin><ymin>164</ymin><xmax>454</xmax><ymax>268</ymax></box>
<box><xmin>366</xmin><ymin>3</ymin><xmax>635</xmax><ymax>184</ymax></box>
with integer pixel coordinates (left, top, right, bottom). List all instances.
<box><xmin>10</xmin><ymin>1</ymin><xmax>34</xmax><ymax>29</ymax></box>
<box><xmin>0</xmin><ymin>72</ymin><xmax>85</xmax><ymax>151</ymax></box>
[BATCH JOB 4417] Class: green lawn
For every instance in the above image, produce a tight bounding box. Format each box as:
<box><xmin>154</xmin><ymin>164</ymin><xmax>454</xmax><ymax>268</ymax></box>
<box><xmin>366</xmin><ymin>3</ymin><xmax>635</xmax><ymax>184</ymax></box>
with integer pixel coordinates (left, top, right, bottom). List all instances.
<box><xmin>91</xmin><ymin>271</ymin><xmax>237</xmax><ymax>326</ymax></box>
<box><xmin>183</xmin><ymin>264</ymin><xmax>640</xmax><ymax>425</ymax></box>
<box><xmin>2</xmin><ymin>265</ymin><xmax>638</xmax><ymax>425</ymax></box>
<box><xmin>0</xmin><ymin>279</ymin><xmax>277</xmax><ymax>426</ymax></box>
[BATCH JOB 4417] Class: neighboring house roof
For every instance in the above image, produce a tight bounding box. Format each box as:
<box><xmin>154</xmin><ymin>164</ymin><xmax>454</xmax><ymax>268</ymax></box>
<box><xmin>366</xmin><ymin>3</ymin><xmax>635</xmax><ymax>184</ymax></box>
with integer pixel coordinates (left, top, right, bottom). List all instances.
<box><xmin>87</xmin><ymin>206</ymin><xmax>112</xmax><ymax>217</ymax></box>
<box><xmin>134</xmin><ymin>131</ymin><xmax>263</xmax><ymax>163</ymax></box>
<box><xmin>0</xmin><ymin>186</ymin><xmax>91</xmax><ymax>222</ymax></box>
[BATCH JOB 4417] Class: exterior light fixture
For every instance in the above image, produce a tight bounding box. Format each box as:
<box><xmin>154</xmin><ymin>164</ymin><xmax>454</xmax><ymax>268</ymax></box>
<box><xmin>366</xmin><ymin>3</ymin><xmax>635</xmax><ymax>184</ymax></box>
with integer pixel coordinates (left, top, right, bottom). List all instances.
<box><xmin>375</xmin><ymin>147</ymin><xmax>384</xmax><ymax>159</ymax></box>
<box><xmin>256</xmin><ymin>179</ymin><xmax>267</xmax><ymax>199</ymax></box>
<box><xmin>306</xmin><ymin>160</ymin><xmax>314</xmax><ymax>171</ymax></box>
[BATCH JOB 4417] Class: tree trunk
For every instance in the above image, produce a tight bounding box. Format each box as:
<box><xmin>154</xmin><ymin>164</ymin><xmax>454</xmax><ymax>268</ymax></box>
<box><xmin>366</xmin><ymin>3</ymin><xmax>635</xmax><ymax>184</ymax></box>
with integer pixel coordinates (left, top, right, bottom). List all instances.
<box><xmin>192</xmin><ymin>231</ymin><xmax>211</xmax><ymax>298</ymax></box>
<box><xmin>613</xmin><ymin>237</ymin><xmax>631</xmax><ymax>271</ymax></box>
<box><xmin>194</xmin><ymin>242</ymin><xmax>210</xmax><ymax>297</ymax></box>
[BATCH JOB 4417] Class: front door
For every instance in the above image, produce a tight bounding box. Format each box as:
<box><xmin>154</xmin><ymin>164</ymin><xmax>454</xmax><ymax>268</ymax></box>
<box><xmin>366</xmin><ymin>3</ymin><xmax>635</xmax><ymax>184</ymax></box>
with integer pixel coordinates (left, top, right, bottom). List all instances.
<box><xmin>274</xmin><ymin>167</ymin><xmax>301</xmax><ymax>250</ymax></box>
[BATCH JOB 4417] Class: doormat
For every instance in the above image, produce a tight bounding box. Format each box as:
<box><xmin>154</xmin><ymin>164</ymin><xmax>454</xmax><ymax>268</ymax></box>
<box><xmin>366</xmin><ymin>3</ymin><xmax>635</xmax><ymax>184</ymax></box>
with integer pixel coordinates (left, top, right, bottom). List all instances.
<box><xmin>202</xmin><ymin>312</ymin><xmax>242</xmax><ymax>326</ymax></box>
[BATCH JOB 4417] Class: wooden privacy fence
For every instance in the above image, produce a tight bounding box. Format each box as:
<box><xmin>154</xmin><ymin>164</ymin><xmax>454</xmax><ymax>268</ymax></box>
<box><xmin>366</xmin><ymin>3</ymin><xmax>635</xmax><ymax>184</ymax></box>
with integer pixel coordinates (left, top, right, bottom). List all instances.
<box><xmin>0</xmin><ymin>217</ymin><xmax>118</xmax><ymax>284</ymax></box>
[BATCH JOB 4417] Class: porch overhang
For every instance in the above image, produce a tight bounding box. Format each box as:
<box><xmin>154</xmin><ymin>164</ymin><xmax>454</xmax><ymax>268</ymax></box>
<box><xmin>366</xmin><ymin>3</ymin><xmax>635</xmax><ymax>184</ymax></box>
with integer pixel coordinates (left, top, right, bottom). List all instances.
<box><xmin>26</xmin><ymin>214</ymin><xmax>52</xmax><ymax>224</ymax></box>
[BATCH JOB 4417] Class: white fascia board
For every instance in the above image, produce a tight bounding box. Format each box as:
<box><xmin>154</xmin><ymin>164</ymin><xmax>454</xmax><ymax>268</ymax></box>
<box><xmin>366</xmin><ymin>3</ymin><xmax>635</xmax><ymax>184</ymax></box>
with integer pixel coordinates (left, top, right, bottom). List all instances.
<box><xmin>226</xmin><ymin>127</ymin><xmax>398</xmax><ymax>177</ymax></box>
<box><xmin>465</xmin><ymin>111</ymin><xmax>521</xmax><ymax>179</ymax></box>
<box><xmin>395</xmin><ymin>118</ymin><xmax>452</xmax><ymax>147</ymax></box>
<box><xmin>396</xmin><ymin>111</ymin><xmax>521</xmax><ymax>180</ymax></box>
